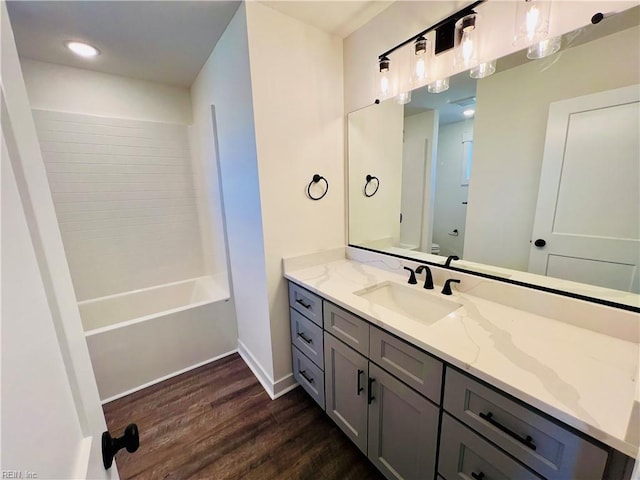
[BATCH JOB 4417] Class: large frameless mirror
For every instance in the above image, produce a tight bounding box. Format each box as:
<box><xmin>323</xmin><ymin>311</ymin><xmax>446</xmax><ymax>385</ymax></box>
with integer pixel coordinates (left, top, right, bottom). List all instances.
<box><xmin>348</xmin><ymin>6</ymin><xmax>640</xmax><ymax>310</ymax></box>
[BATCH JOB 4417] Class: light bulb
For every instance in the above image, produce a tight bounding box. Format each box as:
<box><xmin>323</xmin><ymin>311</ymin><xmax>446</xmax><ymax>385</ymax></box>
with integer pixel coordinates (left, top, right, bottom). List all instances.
<box><xmin>514</xmin><ymin>0</ymin><xmax>552</xmax><ymax>46</ymax></box>
<box><xmin>470</xmin><ymin>60</ymin><xmax>496</xmax><ymax>79</ymax></box>
<box><xmin>378</xmin><ymin>56</ymin><xmax>393</xmax><ymax>99</ymax></box>
<box><xmin>525</xmin><ymin>5</ymin><xmax>540</xmax><ymax>41</ymax></box>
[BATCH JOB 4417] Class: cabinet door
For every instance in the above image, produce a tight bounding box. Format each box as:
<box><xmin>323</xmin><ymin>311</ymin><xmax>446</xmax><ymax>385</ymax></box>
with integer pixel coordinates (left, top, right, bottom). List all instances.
<box><xmin>368</xmin><ymin>363</ymin><xmax>439</xmax><ymax>480</ymax></box>
<box><xmin>324</xmin><ymin>332</ymin><xmax>369</xmax><ymax>454</ymax></box>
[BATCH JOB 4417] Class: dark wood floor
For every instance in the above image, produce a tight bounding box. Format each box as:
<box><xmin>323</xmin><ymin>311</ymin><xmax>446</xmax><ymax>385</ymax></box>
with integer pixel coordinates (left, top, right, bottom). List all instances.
<box><xmin>104</xmin><ymin>353</ymin><xmax>385</xmax><ymax>479</ymax></box>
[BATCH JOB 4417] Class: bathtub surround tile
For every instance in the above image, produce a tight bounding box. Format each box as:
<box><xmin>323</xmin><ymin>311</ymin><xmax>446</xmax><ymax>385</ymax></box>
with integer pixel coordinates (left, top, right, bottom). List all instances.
<box><xmin>103</xmin><ymin>354</ymin><xmax>383</xmax><ymax>480</ymax></box>
<box><xmin>32</xmin><ymin>109</ymin><xmax>208</xmax><ymax>301</ymax></box>
<box><xmin>284</xmin><ymin>254</ymin><xmax>640</xmax><ymax>458</ymax></box>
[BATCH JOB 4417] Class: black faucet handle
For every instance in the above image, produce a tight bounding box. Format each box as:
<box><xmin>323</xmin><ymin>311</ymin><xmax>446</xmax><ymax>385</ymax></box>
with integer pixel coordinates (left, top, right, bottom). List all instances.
<box><xmin>415</xmin><ymin>265</ymin><xmax>434</xmax><ymax>290</ymax></box>
<box><xmin>444</xmin><ymin>255</ymin><xmax>460</xmax><ymax>267</ymax></box>
<box><xmin>441</xmin><ymin>278</ymin><xmax>461</xmax><ymax>295</ymax></box>
<box><xmin>403</xmin><ymin>266</ymin><xmax>417</xmax><ymax>285</ymax></box>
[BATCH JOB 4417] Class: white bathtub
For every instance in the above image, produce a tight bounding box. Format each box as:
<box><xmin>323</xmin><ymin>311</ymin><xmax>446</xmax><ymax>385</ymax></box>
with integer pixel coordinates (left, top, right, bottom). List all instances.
<box><xmin>80</xmin><ymin>276</ymin><xmax>238</xmax><ymax>403</ymax></box>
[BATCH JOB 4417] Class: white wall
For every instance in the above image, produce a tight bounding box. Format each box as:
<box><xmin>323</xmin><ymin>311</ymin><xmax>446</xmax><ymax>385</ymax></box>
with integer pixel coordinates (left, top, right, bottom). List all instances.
<box><xmin>20</xmin><ymin>59</ymin><xmax>191</xmax><ymax>123</ymax></box>
<box><xmin>465</xmin><ymin>25</ymin><xmax>640</xmax><ymax>271</ymax></box>
<box><xmin>245</xmin><ymin>2</ymin><xmax>345</xmax><ymax>388</ymax></box>
<box><xmin>348</xmin><ymin>99</ymin><xmax>403</xmax><ymax>247</ymax></box>
<box><xmin>432</xmin><ymin>119</ymin><xmax>472</xmax><ymax>258</ymax></box>
<box><xmin>401</xmin><ymin>109</ymin><xmax>438</xmax><ymax>252</ymax></box>
<box><xmin>343</xmin><ymin>1</ymin><xmax>638</xmax><ymax>113</ymax></box>
<box><xmin>190</xmin><ymin>4</ymin><xmax>275</xmax><ymax>386</ymax></box>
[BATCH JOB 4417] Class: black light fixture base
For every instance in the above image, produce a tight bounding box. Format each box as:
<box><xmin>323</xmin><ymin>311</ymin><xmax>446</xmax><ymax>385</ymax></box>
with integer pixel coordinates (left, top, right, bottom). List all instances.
<box><xmin>102</xmin><ymin>423</ymin><xmax>139</xmax><ymax>469</ymax></box>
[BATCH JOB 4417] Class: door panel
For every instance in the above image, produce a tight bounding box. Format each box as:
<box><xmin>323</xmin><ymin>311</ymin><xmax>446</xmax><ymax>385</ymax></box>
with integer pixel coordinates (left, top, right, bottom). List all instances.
<box><xmin>529</xmin><ymin>85</ymin><xmax>640</xmax><ymax>293</ymax></box>
<box><xmin>324</xmin><ymin>332</ymin><xmax>369</xmax><ymax>453</ymax></box>
<box><xmin>368</xmin><ymin>364</ymin><xmax>439</xmax><ymax>480</ymax></box>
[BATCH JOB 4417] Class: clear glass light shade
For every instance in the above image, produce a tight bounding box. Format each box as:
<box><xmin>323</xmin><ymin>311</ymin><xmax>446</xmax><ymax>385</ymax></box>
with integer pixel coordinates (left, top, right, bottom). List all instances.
<box><xmin>378</xmin><ymin>70</ymin><xmax>393</xmax><ymax>99</ymax></box>
<box><xmin>527</xmin><ymin>35</ymin><xmax>561</xmax><ymax>59</ymax></box>
<box><xmin>396</xmin><ymin>91</ymin><xmax>412</xmax><ymax>105</ymax></box>
<box><xmin>427</xmin><ymin>78</ymin><xmax>450</xmax><ymax>93</ymax></box>
<box><xmin>410</xmin><ymin>37</ymin><xmax>431</xmax><ymax>87</ymax></box>
<box><xmin>455</xmin><ymin>14</ymin><xmax>479</xmax><ymax>69</ymax></box>
<box><xmin>514</xmin><ymin>0</ymin><xmax>552</xmax><ymax>45</ymax></box>
<box><xmin>470</xmin><ymin>60</ymin><xmax>496</xmax><ymax>79</ymax></box>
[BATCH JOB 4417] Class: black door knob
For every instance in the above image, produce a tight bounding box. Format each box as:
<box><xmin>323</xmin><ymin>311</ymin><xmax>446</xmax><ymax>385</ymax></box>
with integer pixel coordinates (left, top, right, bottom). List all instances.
<box><xmin>534</xmin><ymin>239</ymin><xmax>546</xmax><ymax>247</ymax></box>
<box><xmin>102</xmin><ymin>423</ymin><xmax>139</xmax><ymax>469</ymax></box>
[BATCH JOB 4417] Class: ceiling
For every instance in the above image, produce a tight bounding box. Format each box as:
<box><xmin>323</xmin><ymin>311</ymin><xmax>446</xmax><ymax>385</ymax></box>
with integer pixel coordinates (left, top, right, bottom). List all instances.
<box><xmin>406</xmin><ymin>73</ymin><xmax>477</xmax><ymax>125</ymax></box>
<box><xmin>7</xmin><ymin>1</ymin><xmax>391</xmax><ymax>88</ymax></box>
<box><xmin>261</xmin><ymin>1</ymin><xmax>393</xmax><ymax>38</ymax></box>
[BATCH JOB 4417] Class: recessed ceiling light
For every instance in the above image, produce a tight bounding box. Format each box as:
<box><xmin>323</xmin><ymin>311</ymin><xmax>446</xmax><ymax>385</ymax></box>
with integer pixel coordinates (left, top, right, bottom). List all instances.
<box><xmin>463</xmin><ymin>109</ymin><xmax>475</xmax><ymax>117</ymax></box>
<box><xmin>65</xmin><ymin>41</ymin><xmax>100</xmax><ymax>58</ymax></box>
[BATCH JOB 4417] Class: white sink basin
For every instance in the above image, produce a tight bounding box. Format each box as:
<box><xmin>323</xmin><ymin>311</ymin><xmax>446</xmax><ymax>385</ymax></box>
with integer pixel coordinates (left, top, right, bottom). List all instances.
<box><xmin>354</xmin><ymin>281</ymin><xmax>462</xmax><ymax>324</ymax></box>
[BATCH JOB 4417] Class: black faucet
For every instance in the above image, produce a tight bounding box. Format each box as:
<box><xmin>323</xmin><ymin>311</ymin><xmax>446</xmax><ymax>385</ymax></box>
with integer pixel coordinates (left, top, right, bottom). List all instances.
<box><xmin>403</xmin><ymin>266</ymin><xmax>417</xmax><ymax>284</ymax></box>
<box><xmin>415</xmin><ymin>265</ymin><xmax>434</xmax><ymax>289</ymax></box>
<box><xmin>444</xmin><ymin>255</ymin><xmax>459</xmax><ymax>267</ymax></box>
<box><xmin>441</xmin><ymin>278</ymin><xmax>460</xmax><ymax>295</ymax></box>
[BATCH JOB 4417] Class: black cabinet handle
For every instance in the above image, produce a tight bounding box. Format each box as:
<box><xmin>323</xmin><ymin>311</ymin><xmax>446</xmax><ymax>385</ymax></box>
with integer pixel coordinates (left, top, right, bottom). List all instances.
<box><xmin>297</xmin><ymin>332</ymin><xmax>313</xmax><ymax>344</ymax></box>
<box><xmin>471</xmin><ymin>472</ymin><xmax>485</xmax><ymax>480</ymax></box>
<box><xmin>368</xmin><ymin>377</ymin><xmax>376</xmax><ymax>404</ymax></box>
<box><xmin>357</xmin><ymin>369</ymin><xmax>364</xmax><ymax>395</ymax></box>
<box><xmin>299</xmin><ymin>370</ymin><xmax>314</xmax><ymax>384</ymax></box>
<box><xmin>296</xmin><ymin>298</ymin><xmax>311</xmax><ymax>309</ymax></box>
<box><xmin>479</xmin><ymin>412</ymin><xmax>537</xmax><ymax>450</ymax></box>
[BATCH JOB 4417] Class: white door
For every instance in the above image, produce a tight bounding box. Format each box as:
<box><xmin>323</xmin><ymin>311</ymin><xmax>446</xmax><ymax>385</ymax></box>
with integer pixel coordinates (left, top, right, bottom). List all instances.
<box><xmin>1</xmin><ymin>4</ymin><xmax>117</xmax><ymax>477</ymax></box>
<box><xmin>528</xmin><ymin>85</ymin><xmax>640</xmax><ymax>293</ymax></box>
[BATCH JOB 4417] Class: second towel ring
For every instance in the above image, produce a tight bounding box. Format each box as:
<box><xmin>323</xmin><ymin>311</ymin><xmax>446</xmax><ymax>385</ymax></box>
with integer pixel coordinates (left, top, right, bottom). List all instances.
<box><xmin>364</xmin><ymin>175</ymin><xmax>379</xmax><ymax>197</ymax></box>
<box><xmin>307</xmin><ymin>174</ymin><xmax>329</xmax><ymax>200</ymax></box>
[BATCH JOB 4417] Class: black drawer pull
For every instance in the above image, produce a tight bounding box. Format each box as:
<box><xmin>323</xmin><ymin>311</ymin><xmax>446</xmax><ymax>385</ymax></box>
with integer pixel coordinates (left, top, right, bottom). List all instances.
<box><xmin>368</xmin><ymin>377</ymin><xmax>376</xmax><ymax>404</ymax></box>
<box><xmin>297</xmin><ymin>332</ymin><xmax>313</xmax><ymax>344</ymax></box>
<box><xmin>299</xmin><ymin>370</ymin><xmax>314</xmax><ymax>384</ymax></box>
<box><xmin>296</xmin><ymin>298</ymin><xmax>311</xmax><ymax>309</ymax></box>
<box><xmin>357</xmin><ymin>369</ymin><xmax>364</xmax><ymax>395</ymax></box>
<box><xmin>471</xmin><ymin>472</ymin><xmax>485</xmax><ymax>480</ymax></box>
<box><xmin>479</xmin><ymin>412</ymin><xmax>537</xmax><ymax>450</ymax></box>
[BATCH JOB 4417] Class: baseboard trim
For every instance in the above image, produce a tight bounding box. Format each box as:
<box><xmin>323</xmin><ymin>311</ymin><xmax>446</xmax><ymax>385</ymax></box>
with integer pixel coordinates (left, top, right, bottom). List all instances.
<box><xmin>237</xmin><ymin>340</ymin><xmax>298</xmax><ymax>400</ymax></box>
<box><xmin>101</xmin><ymin>349</ymin><xmax>238</xmax><ymax>405</ymax></box>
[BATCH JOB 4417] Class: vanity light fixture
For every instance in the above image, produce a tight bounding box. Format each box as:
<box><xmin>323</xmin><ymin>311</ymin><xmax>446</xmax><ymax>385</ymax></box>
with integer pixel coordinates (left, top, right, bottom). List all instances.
<box><xmin>470</xmin><ymin>60</ymin><xmax>496</xmax><ymax>79</ymax></box>
<box><xmin>514</xmin><ymin>0</ymin><xmax>552</xmax><ymax>46</ymax></box>
<box><xmin>65</xmin><ymin>40</ymin><xmax>100</xmax><ymax>58</ymax></box>
<box><xmin>527</xmin><ymin>35</ymin><xmax>561</xmax><ymax>59</ymax></box>
<box><xmin>427</xmin><ymin>78</ymin><xmax>450</xmax><ymax>94</ymax></box>
<box><xmin>410</xmin><ymin>36</ymin><xmax>431</xmax><ymax>87</ymax></box>
<box><xmin>454</xmin><ymin>13</ymin><xmax>479</xmax><ymax>69</ymax></box>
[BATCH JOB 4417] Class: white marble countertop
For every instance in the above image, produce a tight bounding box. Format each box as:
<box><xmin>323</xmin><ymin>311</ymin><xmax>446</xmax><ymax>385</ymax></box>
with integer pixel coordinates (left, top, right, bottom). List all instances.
<box><xmin>284</xmin><ymin>255</ymin><xmax>639</xmax><ymax>458</ymax></box>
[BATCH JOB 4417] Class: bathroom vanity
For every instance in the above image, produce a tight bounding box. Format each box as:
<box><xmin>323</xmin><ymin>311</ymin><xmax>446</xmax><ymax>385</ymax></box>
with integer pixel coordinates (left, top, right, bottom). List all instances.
<box><xmin>284</xmin><ymin>251</ymin><xmax>638</xmax><ymax>480</ymax></box>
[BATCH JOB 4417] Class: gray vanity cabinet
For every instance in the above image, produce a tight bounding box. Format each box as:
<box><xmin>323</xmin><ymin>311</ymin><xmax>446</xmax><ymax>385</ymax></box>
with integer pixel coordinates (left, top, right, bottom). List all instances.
<box><xmin>368</xmin><ymin>363</ymin><xmax>439</xmax><ymax>480</ymax></box>
<box><xmin>324</xmin><ymin>331</ymin><xmax>369</xmax><ymax>453</ymax></box>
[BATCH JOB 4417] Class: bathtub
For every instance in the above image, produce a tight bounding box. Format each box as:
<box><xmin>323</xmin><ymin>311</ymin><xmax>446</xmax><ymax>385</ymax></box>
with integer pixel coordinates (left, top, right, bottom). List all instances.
<box><xmin>80</xmin><ymin>276</ymin><xmax>238</xmax><ymax>403</ymax></box>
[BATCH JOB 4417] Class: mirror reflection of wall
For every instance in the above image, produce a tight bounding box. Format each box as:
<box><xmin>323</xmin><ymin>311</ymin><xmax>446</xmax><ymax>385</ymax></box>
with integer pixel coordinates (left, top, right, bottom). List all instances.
<box><xmin>347</xmin><ymin>6</ymin><xmax>640</xmax><ymax>307</ymax></box>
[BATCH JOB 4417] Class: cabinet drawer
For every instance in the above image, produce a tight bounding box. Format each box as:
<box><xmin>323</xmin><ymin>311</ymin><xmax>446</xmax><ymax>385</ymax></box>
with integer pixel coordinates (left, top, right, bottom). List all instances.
<box><xmin>292</xmin><ymin>345</ymin><xmax>325</xmax><ymax>410</ymax></box>
<box><xmin>289</xmin><ymin>282</ymin><xmax>323</xmax><ymax>327</ymax></box>
<box><xmin>444</xmin><ymin>368</ymin><xmax>609</xmax><ymax>480</ymax></box>
<box><xmin>323</xmin><ymin>301</ymin><xmax>370</xmax><ymax>356</ymax></box>
<box><xmin>370</xmin><ymin>326</ymin><xmax>443</xmax><ymax>404</ymax></box>
<box><xmin>439</xmin><ymin>413</ymin><xmax>542</xmax><ymax>480</ymax></box>
<box><xmin>290</xmin><ymin>308</ymin><xmax>323</xmax><ymax>369</ymax></box>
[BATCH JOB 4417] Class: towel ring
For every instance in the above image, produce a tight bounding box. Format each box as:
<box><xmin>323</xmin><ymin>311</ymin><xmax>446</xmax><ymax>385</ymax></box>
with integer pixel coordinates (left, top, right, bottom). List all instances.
<box><xmin>363</xmin><ymin>175</ymin><xmax>380</xmax><ymax>198</ymax></box>
<box><xmin>307</xmin><ymin>174</ymin><xmax>329</xmax><ymax>201</ymax></box>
